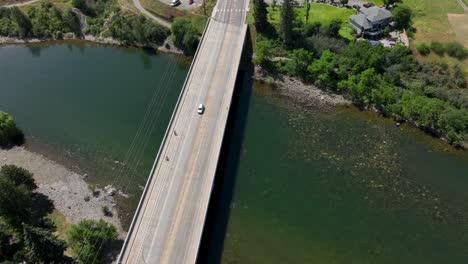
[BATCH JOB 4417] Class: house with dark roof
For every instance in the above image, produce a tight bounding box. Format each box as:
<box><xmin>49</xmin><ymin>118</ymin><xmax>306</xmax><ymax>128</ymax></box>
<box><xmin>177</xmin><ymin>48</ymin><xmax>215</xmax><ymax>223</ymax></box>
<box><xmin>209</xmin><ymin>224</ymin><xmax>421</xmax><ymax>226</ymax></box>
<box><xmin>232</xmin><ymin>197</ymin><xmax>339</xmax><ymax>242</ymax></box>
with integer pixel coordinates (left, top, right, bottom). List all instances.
<box><xmin>349</xmin><ymin>6</ymin><xmax>392</xmax><ymax>37</ymax></box>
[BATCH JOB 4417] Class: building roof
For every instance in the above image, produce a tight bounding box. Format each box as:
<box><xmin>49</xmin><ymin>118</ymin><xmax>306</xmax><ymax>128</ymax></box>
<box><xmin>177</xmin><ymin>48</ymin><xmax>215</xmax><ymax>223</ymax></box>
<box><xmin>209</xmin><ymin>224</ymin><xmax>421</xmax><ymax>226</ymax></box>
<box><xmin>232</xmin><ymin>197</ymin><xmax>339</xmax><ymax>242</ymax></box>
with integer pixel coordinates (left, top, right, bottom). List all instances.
<box><xmin>350</xmin><ymin>13</ymin><xmax>372</xmax><ymax>30</ymax></box>
<box><xmin>360</xmin><ymin>6</ymin><xmax>392</xmax><ymax>23</ymax></box>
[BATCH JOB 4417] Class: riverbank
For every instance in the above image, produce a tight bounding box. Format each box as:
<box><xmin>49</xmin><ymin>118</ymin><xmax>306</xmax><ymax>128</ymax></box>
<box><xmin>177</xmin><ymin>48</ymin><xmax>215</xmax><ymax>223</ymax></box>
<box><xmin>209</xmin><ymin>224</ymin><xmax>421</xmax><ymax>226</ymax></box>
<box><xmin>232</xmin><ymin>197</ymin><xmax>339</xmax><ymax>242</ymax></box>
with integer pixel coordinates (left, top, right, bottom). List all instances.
<box><xmin>0</xmin><ymin>34</ymin><xmax>184</xmax><ymax>55</ymax></box>
<box><xmin>253</xmin><ymin>67</ymin><xmax>351</xmax><ymax>110</ymax></box>
<box><xmin>0</xmin><ymin>146</ymin><xmax>126</xmax><ymax>238</ymax></box>
<box><xmin>253</xmin><ymin>66</ymin><xmax>468</xmax><ymax>149</ymax></box>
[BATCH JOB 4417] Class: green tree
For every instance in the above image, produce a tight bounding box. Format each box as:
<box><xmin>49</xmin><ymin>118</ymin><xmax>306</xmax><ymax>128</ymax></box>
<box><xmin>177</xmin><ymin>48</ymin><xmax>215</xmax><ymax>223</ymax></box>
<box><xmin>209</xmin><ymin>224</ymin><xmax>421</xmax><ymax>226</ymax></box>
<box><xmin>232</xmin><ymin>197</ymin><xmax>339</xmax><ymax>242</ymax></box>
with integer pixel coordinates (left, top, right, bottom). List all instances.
<box><xmin>172</xmin><ymin>18</ymin><xmax>199</xmax><ymax>54</ymax></box>
<box><xmin>283</xmin><ymin>48</ymin><xmax>313</xmax><ymax>79</ymax></box>
<box><xmin>253</xmin><ymin>0</ymin><xmax>268</xmax><ymax>32</ymax></box>
<box><xmin>0</xmin><ymin>165</ymin><xmax>37</xmax><ymax>192</ymax></box>
<box><xmin>392</xmin><ymin>5</ymin><xmax>413</xmax><ymax>30</ymax></box>
<box><xmin>340</xmin><ymin>0</ymin><xmax>349</xmax><ymax>7</ymax></box>
<box><xmin>23</xmin><ymin>224</ymin><xmax>66</xmax><ymax>263</ymax></box>
<box><xmin>0</xmin><ymin>177</ymin><xmax>34</xmax><ymax>228</ymax></box>
<box><xmin>308</xmin><ymin>50</ymin><xmax>336</xmax><ymax>88</ymax></box>
<box><xmin>279</xmin><ymin>0</ymin><xmax>295</xmax><ymax>48</ymax></box>
<box><xmin>416</xmin><ymin>43</ymin><xmax>430</xmax><ymax>56</ymax></box>
<box><xmin>0</xmin><ymin>221</ymin><xmax>14</xmax><ymax>261</ymax></box>
<box><xmin>67</xmin><ymin>219</ymin><xmax>118</xmax><ymax>264</ymax></box>
<box><xmin>321</xmin><ymin>19</ymin><xmax>341</xmax><ymax>38</ymax></box>
<box><xmin>254</xmin><ymin>40</ymin><xmax>273</xmax><ymax>68</ymax></box>
<box><xmin>0</xmin><ymin>112</ymin><xmax>23</xmax><ymax>148</ymax></box>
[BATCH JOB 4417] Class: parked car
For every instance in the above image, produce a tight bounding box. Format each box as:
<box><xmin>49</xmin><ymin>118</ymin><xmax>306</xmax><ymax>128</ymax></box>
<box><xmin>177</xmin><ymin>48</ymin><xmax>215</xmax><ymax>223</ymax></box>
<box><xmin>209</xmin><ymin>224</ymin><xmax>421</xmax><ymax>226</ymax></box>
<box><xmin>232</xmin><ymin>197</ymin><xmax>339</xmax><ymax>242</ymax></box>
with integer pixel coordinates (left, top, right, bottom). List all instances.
<box><xmin>171</xmin><ymin>0</ymin><xmax>181</xmax><ymax>7</ymax></box>
<box><xmin>363</xmin><ymin>2</ymin><xmax>375</xmax><ymax>8</ymax></box>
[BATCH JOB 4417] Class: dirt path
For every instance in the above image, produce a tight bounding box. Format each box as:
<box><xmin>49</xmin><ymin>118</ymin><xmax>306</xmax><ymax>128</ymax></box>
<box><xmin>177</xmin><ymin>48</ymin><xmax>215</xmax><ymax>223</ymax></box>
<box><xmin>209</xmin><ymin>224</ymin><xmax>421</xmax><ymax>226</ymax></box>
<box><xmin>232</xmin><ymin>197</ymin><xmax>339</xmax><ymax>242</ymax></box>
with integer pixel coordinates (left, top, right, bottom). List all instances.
<box><xmin>132</xmin><ymin>0</ymin><xmax>171</xmax><ymax>28</ymax></box>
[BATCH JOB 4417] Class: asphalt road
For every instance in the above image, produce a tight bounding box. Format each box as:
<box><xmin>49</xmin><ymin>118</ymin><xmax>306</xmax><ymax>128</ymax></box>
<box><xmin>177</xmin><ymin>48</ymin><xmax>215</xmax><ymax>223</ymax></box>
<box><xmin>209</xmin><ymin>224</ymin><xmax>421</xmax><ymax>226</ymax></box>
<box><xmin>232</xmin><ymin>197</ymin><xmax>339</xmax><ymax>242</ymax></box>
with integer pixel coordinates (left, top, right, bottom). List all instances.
<box><xmin>118</xmin><ymin>0</ymin><xmax>248</xmax><ymax>263</ymax></box>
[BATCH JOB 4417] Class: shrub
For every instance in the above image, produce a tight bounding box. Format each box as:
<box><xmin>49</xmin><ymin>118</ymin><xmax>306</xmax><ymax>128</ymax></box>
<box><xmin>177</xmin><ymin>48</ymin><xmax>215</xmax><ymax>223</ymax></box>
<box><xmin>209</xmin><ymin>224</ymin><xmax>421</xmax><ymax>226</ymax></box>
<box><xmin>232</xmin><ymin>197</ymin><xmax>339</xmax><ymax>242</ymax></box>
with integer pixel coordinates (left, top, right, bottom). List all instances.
<box><xmin>445</xmin><ymin>42</ymin><xmax>467</xmax><ymax>60</ymax></box>
<box><xmin>416</xmin><ymin>43</ymin><xmax>430</xmax><ymax>56</ymax></box>
<box><xmin>430</xmin><ymin>41</ymin><xmax>445</xmax><ymax>56</ymax></box>
<box><xmin>66</xmin><ymin>219</ymin><xmax>118</xmax><ymax>263</ymax></box>
<box><xmin>102</xmin><ymin>206</ymin><xmax>112</xmax><ymax>217</ymax></box>
<box><xmin>0</xmin><ymin>112</ymin><xmax>23</xmax><ymax>148</ymax></box>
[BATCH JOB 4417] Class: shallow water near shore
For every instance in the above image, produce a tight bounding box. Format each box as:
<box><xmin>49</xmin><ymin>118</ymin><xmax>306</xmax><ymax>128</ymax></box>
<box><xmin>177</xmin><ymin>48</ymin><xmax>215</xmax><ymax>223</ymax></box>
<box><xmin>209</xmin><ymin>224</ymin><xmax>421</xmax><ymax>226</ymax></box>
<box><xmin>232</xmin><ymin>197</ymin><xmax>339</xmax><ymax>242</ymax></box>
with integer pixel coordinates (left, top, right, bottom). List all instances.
<box><xmin>1</xmin><ymin>43</ymin><xmax>468</xmax><ymax>263</ymax></box>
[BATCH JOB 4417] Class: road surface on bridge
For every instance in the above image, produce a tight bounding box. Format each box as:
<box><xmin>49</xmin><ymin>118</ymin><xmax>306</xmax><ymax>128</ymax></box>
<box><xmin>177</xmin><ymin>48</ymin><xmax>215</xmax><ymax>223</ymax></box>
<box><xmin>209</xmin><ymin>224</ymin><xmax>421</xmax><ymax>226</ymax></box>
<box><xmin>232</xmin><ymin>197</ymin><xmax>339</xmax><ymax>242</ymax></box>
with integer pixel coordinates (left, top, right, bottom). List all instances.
<box><xmin>118</xmin><ymin>0</ymin><xmax>248</xmax><ymax>263</ymax></box>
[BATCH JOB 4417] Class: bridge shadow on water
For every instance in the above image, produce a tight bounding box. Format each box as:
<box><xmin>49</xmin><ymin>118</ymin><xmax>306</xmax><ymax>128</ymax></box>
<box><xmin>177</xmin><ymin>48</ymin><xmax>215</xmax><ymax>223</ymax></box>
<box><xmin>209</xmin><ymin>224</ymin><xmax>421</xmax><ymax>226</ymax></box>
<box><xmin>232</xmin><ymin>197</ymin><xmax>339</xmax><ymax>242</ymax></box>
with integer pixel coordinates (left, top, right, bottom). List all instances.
<box><xmin>196</xmin><ymin>29</ymin><xmax>254</xmax><ymax>263</ymax></box>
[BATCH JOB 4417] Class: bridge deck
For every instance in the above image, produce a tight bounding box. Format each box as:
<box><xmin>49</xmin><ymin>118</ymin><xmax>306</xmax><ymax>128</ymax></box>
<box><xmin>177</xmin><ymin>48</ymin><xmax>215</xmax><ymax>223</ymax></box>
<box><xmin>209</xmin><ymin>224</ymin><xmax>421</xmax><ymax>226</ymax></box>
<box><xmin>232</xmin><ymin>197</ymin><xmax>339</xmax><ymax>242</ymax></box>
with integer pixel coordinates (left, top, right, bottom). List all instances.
<box><xmin>119</xmin><ymin>0</ymin><xmax>248</xmax><ymax>263</ymax></box>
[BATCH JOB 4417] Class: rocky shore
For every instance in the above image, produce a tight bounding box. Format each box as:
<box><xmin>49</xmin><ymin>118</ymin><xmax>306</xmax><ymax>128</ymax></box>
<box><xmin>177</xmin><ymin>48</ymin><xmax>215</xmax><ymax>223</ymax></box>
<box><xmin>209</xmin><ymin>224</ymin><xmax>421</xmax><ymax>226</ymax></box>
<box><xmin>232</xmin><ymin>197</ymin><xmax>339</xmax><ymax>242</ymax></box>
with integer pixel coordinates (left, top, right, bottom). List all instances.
<box><xmin>253</xmin><ymin>67</ymin><xmax>351</xmax><ymax>110</ymax></box>
<box><xmin>0</xmin><ymin>146</ymin><xmax>126</xmax><ymax>238</ymax></box>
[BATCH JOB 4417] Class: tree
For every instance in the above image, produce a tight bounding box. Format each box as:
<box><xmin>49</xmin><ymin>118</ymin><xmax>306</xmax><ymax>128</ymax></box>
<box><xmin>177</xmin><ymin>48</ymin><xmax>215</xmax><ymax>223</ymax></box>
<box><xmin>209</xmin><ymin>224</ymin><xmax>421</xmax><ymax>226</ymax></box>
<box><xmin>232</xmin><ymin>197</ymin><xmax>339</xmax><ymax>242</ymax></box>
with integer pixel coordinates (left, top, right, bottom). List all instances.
<box><xmin>254</xmin><ymin>40</ymin><xmax>273</xmax><ymax>68</ymax></box>
<box><xmin>172</xmin><ymin>18</ymin><xmax>200</xmax><ymax>54</ymax></box>
<box><xmin>0</xmin><ymin>165</ymin><xmax>37</xmax><ymax>192</ymax></box>
<box><xmin>308</xmin><ymin>50</ymin><xmax>337</xmax><ymax>88</ymax></box>
<box><xmin>383</xmin><ymin>0</ymin><xmax>402</xmax><ymax>7</ymax></box>
<box><xmin>253</xmin><ymin>0</ymin><xmax>268</xmax><ymax>32</ymax></box>
<box><xmin>280</xmin><ymin>0</ymin><xmax>295</xmax><ymax>48</ymax></box>
<box><xmin>0</xmin><ymin>221</ymin><xmax>14</xmax><ymax>261</ymax></box>
<box><xmin>0</xmin><ymin>112</ymin><xmax>23</xmax><ymax>148</ymax></box>
<box><xmin>340</xmin><ymin>0</ymin><xmax>349</xmax><ymax>7</ymax></box>
<box><xmin>0</xmin><ymin>166</ymin><xmax>37</xmax><ymax>228</ymax></box>
<box><xmin>67</xmin><ymin>219</ymin><xmax>118</xmax><ymax>264</ymax></box>
<box><xmin>284</xmin><ymin>48</ymin><xmax>313</xmax><ymax>79</ymax></box>
<box><xmin>321</xmin><ymin>19</ymin><xmax>342</xmax><ymax>38</ymax></box>
<box><xmin>392</xmin><ymin>5</ymin><xmax>413</xmax><ymax>30</ymax></box>
<box><xmin>23</xmin><ymin>224</ymin><xmax>66</xmax><ymax>263</ymax></box>
<box><xmin>416</xmin><ymin>43</ymin><xmax>430</xmax><ymax>56</ymax></box>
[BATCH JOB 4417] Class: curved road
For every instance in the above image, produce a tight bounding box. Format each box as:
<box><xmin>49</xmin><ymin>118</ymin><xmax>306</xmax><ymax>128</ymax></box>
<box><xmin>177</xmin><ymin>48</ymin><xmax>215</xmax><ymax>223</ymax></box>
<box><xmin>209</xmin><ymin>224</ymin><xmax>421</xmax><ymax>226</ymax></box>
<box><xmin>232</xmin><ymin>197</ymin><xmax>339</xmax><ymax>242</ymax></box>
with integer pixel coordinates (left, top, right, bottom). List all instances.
<box><xmin>132</xmin><ymin>0</ymin><xmax>171</xmax><ymax>28</ymax></box>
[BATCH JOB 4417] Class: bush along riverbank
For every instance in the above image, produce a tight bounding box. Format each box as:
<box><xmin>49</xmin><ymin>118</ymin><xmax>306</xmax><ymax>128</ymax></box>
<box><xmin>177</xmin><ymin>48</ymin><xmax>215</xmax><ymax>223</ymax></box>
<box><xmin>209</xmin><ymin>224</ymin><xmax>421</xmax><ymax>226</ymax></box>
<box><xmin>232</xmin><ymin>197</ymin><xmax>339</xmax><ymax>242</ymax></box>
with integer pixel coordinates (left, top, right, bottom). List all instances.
<box><xmin>0</xmin><ymin>0</ymin><xmax>170</xmax><ymax>49</ymax></box>
<box><xmin>251</xmin><ymin>0</ymin><xmax>467</xmax><ymax>148</ymax></box>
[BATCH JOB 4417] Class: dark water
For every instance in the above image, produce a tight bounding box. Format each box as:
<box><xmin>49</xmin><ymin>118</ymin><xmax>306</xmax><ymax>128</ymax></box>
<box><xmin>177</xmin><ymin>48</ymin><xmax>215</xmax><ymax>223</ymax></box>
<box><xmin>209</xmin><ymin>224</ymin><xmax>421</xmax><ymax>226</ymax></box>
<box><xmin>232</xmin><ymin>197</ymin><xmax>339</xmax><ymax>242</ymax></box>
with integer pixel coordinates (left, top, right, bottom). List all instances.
<box><xmin>1</xmin><ymin>43</ymin><xmax>468</xmax><ymax>263</ymax></box>
<box><xmin>200</xmin><ymin>74</ymin><xmax>468</xmax><ymax>264</ymax></box>
<box><xmin>0</xmin><ymin>42</ymin><xmax>189</xmax><ymax>222</ymax></box>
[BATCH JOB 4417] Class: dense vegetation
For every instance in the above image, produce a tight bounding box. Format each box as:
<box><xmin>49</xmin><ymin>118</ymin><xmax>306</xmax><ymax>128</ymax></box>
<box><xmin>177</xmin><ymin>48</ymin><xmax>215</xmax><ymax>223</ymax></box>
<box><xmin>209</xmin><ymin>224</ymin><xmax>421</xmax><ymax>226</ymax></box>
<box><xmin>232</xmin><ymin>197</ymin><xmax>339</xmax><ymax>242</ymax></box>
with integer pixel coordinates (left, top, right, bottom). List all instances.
<box><xmin>253</xmin><ymin>0</ymin><xmax>468</xmax><ymax>147</ymax></box>
<box><xmin>74</xmin><ymin>0</ymin><xmax>169</xmax><ymax>46</ymax></box>
<box><xmin>0</xmin><ymin>165</ymin><xmax>118</xmax><ymax>263</ymax></box>
<box><xmin>0</xmin><ymin>0</ymin><xmax>168</xmax><ymax>46</ymax></box>
<box><xmin>0</xmin><ymin>4</ymin><xmax>81</xmax><ymax>39</ymax></box>
<box><xmin>0</xmin><ymin>112</ymin><xmax>23</xmax><ymax>148</ymax></box>
<box><xmin>418</xmin><ymin>41</ymin><xmax>468</xmax><ymax>60</ymax></box>
<box><xmin>172</xmin><ymin>17</ymin><xmax>200</xmax><ymax>54</ymax></box>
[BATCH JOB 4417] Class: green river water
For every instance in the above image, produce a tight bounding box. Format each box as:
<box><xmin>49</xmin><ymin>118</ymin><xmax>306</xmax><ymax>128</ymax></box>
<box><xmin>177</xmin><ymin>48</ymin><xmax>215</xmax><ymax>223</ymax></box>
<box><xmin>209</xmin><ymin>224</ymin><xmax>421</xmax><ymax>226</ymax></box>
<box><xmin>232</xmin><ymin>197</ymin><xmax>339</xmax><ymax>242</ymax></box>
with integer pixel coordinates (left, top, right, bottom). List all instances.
<box><xmin>1</xmin><ymin>43</ymin><xmax>468</xmax><ymax>263</ymax></box>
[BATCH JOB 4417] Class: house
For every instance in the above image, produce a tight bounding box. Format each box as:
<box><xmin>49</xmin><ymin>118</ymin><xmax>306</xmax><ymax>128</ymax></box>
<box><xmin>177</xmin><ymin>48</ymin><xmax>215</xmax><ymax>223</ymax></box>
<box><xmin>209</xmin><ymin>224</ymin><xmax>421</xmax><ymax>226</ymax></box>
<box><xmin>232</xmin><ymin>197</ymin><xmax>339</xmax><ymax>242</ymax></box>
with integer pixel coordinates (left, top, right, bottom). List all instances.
<box><xmin>349</xmin><ymin>6</ymin><xmax>392</xmax><ymax>37</ymax></box>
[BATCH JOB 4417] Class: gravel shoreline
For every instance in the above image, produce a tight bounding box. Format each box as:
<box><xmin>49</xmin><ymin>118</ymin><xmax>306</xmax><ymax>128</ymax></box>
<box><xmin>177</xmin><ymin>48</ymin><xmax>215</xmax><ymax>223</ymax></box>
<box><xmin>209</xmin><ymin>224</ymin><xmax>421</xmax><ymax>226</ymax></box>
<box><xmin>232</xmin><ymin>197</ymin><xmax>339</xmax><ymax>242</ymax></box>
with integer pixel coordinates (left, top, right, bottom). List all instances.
<box><xmin>0</xmin><ymin>146</ymin><xmax>126</xmax><ymax>238</ymax></box>
<box><xmin>253</xmin><ymin>67</ymin><xmax>351</xmax><ymax>109</ymax></box>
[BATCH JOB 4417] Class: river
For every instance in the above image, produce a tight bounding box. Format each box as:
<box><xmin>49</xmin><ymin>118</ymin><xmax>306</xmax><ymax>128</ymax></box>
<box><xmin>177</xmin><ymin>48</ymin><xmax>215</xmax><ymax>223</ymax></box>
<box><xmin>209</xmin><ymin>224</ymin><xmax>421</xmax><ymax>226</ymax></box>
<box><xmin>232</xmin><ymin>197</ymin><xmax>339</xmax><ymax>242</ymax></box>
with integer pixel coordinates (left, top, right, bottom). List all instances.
<box><xmin>1</xmin><ymin>43</ymin><xmax>468</xmax><ymax>263</ymax></box>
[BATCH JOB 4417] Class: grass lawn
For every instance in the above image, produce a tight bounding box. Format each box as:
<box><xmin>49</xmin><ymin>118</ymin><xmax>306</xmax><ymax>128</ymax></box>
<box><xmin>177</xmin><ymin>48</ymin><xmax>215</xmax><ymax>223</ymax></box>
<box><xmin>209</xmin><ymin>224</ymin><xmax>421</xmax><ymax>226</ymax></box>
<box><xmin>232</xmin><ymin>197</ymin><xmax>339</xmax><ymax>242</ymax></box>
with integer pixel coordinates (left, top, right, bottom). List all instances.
<box><xmin>402</xmin><ymin>0</ymin><xmax>467</xmax><ymax>73</ymax></box>
<box><xmin>266</xmin><ymin>3</ymin><xmax>355</xmax><ymax>39</ymax></box>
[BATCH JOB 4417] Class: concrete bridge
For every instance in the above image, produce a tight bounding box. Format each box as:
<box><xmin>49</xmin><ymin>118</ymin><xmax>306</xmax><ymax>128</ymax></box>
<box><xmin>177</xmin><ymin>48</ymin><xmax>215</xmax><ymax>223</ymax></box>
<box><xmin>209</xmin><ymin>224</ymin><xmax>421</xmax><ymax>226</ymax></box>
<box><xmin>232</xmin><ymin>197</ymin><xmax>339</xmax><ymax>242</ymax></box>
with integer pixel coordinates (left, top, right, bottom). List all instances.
<box><xmin>118</xmin><ymin>0</ymin><xmax>248</xmax><ymax>263</ymax></box>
